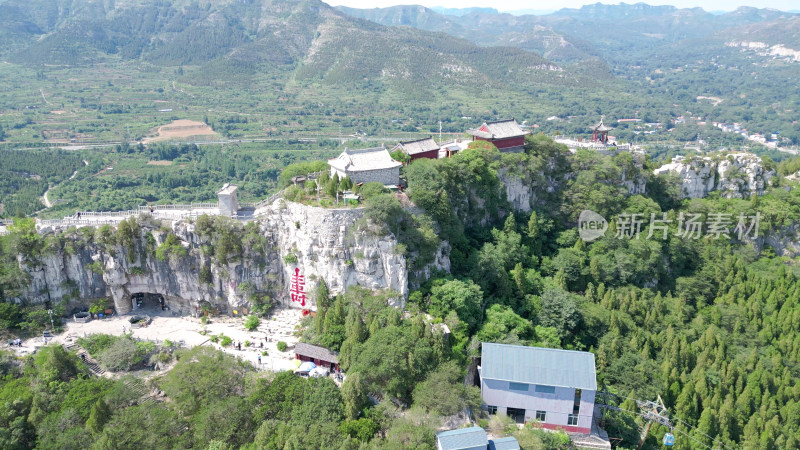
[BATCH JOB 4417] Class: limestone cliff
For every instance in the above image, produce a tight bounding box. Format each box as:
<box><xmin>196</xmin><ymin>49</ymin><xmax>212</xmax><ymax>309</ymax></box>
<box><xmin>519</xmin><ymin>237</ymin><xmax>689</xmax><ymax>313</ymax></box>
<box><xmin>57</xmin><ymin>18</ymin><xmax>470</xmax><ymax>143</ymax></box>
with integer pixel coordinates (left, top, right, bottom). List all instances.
<box><xmin>497</xmin><ymin>151</ymin><xmax>647</xmax><ymax>213</ymax></box>
<box><xmin>654</xmin><ymin>153</ymin><xmax>775</xmax><ymax>199</ymax></box>
<box><xmin>16</xmin><ymin>200</ymin><xmax>409</xmax><ymax>314</ymax></box>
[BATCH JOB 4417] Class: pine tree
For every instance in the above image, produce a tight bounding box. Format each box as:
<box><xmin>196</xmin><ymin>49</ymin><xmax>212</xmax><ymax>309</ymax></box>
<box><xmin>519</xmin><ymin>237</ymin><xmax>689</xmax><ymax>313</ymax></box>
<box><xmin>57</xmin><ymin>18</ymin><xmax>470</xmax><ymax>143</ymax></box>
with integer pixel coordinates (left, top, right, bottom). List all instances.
<box><xmin>316</xmin><ymin>280</ymin><xmax>331</xmax><ymax>310</ymax></box>
<box><xmin>86</xmin><ymin>399</ymin><xmax>111</xmax><ymax>434</ymax></box>
<box><xmin>526</xmin><ymin>211</ymin><xmax>541</xmax><ymax>256</ymax></box>
<box><xmin>341</xmin><ymin>373</ymin><xmax>368</xmax><ymax>420</ymax></box>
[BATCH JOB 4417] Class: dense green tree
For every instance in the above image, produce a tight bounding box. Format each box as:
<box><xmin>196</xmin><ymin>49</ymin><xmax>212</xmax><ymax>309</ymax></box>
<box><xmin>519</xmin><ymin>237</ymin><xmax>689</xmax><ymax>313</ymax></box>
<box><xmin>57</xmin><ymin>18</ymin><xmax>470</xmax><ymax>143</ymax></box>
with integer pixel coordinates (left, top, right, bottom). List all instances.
<box><xmin>341</xmin><ymin>373</ymin><xmax>368</xmax><ymax>420</ymax></box>
<box><xmin>157</xmin><ymin>347</ymin><xmax>250</xmax><ymax>415</ymax></box>
<box><xmin>428</xmin><ymin>279</ymin><xmax>483</xmax><ymax>333</ymax></box>
<box><xmin>411</xmin><ymin>361</ymin><xmax>481</xmax><ymax>416</ymax></box>
<box><xmin>86</xmin><ymin>399</ymin><xmax>111</xmax><ymax>435</ymax></box>
<box><xmin>92</xmin><ymin>404</ymin><xmax>190</xmax><ymax>450</ymax></box>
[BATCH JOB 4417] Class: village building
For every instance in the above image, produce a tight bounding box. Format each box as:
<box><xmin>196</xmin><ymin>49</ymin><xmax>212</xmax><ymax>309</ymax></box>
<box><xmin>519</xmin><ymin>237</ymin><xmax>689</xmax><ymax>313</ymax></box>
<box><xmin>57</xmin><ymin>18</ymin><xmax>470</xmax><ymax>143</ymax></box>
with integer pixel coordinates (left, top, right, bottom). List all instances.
<box><xmin>294</xmin><ymin>342</ymin><xmax>339</xmax><ymax>372</ymax></box>
<box><xmin>479</xmin><ymin>343</ymin><xmax>597</xmax><ymax>434</ymax></box>
<box><xmin>328</xmin><ymin>147</ymin><xmax>402</xmax><ymax>186</ymax></box>
<box><xmin>466</xmin><ymin>119</ymin><xmax>528</xmax><ymax>153</ymax></box>
<box><xmin>435</xmin><ymin>427</ymin><xmax>519</xmax><ymax>450</ymax></box>
<box><xmin>393</xmin><ymin>137</ymin><xmax>440</xmax><ymax>161</ymax></box>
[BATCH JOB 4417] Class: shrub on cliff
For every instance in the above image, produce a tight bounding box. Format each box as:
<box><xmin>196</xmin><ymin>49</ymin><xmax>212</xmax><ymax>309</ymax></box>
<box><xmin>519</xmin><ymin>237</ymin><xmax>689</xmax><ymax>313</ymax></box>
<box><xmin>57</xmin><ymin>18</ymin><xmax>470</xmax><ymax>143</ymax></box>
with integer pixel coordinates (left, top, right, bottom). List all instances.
<box><xmin>155</xmin><ymin>233</ymin><xmax>188</xmax><ymax>262</ymax></box>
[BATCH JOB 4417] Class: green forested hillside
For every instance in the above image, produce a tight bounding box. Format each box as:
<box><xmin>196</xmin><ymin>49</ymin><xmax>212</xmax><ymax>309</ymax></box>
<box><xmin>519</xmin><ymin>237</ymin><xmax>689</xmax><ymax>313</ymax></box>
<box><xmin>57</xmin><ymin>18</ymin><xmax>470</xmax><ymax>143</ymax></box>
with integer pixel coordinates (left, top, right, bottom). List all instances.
<box><xmin>2</xmin><ymin>137</ymin><xmax>800</xmax><ymax>449</ymax></box>
<box><xmin>337</xmin><ymin>3</ymin><xmax>800</xmax><ymax>145</ymax></box>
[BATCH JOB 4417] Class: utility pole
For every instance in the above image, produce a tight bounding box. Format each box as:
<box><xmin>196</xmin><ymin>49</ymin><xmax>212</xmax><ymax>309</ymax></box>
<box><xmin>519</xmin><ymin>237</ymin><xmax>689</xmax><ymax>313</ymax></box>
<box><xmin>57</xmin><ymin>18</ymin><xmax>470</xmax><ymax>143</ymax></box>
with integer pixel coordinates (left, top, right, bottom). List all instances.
<box><xmin>636</xmin><ymin>396</ymin><xmax>671</xmax><ymax>450</ymax></box>
<box><xmin>439</xmin><ymin>120</ymin><xmax>442</xmax><ymax>143</ymax></box>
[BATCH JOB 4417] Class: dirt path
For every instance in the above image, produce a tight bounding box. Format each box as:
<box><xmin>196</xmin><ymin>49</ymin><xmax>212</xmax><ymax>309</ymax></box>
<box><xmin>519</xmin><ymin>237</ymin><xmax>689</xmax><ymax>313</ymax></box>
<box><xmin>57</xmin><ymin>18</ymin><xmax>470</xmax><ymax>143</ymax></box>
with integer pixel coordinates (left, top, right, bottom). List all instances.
<box><xmin>40</xmin><ymin>88</ymin><xmax>51</xmax><ymax>105</ymax></box>
<box><xmin>40</xmin><ymin>159</ymin><xmax>86</xmax><ymax>209</ymax></box>
<box><xmin>41</xmin><ymin>189</ymin><xmax>52</xmax><ymax>208</ymax></box>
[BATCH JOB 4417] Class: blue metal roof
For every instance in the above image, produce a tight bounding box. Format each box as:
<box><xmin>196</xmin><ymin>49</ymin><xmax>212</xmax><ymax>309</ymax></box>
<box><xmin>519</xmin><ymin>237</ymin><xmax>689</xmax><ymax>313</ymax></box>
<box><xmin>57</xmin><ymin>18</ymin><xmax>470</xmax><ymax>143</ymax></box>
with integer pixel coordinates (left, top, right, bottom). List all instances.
<box><xmin>436</xmin><ymin>427</ymin><xmax>488</xmax><ymax>450</ymax></box>
<box><xmin>489</xmin><ymin>436</ymin><xmax>521</xmax><ymax>450</ymax></box>
<box><xmin>480</xmin><ymin>343</ymin><xmax>597</xmax><ymax>391</ymax></box>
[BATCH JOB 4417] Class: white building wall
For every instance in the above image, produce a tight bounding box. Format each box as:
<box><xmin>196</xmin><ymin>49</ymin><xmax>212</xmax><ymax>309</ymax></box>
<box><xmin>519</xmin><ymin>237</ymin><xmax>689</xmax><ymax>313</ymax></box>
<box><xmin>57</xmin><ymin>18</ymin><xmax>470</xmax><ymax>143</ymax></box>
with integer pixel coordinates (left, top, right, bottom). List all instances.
<box><xmin>217</xmin><ymin>192</ymin><xmax>239</xmax><ymax>217</ymax></box>
<box><xmin>481</xmin><ymin>378</ymin><xmax>595</xmax><ymax>430</ymax></box>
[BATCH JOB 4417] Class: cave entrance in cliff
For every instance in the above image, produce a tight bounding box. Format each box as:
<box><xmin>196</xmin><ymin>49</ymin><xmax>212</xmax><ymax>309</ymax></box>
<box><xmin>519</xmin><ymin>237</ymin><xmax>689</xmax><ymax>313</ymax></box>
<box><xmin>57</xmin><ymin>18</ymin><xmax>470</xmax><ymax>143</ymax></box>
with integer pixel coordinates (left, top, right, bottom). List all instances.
<box><xmin>131</xmin><ymin>292</ymin><xmax>168</xmax><ymax>313</ymax></box>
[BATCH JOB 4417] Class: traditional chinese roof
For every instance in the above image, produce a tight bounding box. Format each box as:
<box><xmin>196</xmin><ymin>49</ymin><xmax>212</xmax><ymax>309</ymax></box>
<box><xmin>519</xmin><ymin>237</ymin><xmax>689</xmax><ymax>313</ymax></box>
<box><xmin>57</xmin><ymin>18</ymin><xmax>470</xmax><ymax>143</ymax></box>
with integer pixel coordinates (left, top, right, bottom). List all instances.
<box><xmin>217</xmin><ymin>183</ymin><xmax>238</xmax><ymax>195</ymax></box>
<box><xmin>393</xmin><ymin>137</ymin><xmax>439</xmax><ymax>156</ymax></box>
<box><xmin>481</xmin><ymin>342</ymin><xmax>597</xmax><ymax>391</ymax></box>
<box><xmin>467</xmin><ymin>119</ymin><xmax>527</xmax><ymax>139</ymax></box>
<box><xmin>591</xmin><ymin>117</ymin><xmax>613</xmax><ymax>132</ymax></box>
<box><xmin>328</xmin><ymin>147</ymin><xmax>402</xmax><ymax>173</ymax></box>
<box><xmin>436</xmin><ymin>427</ymin><xmax>488</xmax><ymax>450</ymax></box>
<box><xmin>295</xmin><ymin>342</ymin><xmax>339</xmax><ymax>364</ymax></box>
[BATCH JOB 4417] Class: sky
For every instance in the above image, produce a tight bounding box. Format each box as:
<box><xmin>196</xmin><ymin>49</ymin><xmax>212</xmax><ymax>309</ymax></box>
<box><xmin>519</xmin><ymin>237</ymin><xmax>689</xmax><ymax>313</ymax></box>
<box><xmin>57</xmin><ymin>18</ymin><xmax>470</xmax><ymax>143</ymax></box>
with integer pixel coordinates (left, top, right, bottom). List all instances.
<box><xmin>329</xmin><ymin>1</ymin><xmax>799</xmax><ymax>13</ymax></box>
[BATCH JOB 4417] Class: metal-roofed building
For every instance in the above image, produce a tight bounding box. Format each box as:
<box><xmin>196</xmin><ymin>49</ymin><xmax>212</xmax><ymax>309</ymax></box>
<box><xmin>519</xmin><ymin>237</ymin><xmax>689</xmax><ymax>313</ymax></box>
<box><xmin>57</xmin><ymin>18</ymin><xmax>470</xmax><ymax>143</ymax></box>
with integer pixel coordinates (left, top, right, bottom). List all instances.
<box><xmin>393</xmin><ymin>137</ymin><xmax>440</xmax><ymax>161</ymax></box>
<box><xmin>466</xmin><ymin>119</ymin><xmax>528</xmax><ymax>153</ymax></box>
<box><xmin>328</xmin><ymin>147</ymin><xmax>402</xmax><ymax>186</ymax></box>
<box><xmin>479</xmin><ymin>343</ymin><xmax>597</xmax><ymax>434</ymax></box>
<box><xmin>435</xmin><ymin>426</ymin><xmax>488</xmax><ymax>450</ymax></box>
<box><xmin>488</xmin><ymin>436</ymin><xmax>520</xmax><ymax>450</ymax></box>
<box><xmin>295</xmin><ymin>342</ymin><xmax>339</xmax><ymax>371</ymax></box>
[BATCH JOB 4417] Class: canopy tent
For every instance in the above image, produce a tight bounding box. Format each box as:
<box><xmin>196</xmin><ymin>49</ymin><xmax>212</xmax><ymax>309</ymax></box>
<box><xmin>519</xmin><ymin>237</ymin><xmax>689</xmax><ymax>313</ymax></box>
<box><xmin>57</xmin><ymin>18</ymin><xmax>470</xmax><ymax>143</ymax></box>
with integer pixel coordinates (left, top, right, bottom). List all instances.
<box><xmin>297</xmin><ymin>361</ymin><xmax>317</xmax><ymax>373</ymax></box>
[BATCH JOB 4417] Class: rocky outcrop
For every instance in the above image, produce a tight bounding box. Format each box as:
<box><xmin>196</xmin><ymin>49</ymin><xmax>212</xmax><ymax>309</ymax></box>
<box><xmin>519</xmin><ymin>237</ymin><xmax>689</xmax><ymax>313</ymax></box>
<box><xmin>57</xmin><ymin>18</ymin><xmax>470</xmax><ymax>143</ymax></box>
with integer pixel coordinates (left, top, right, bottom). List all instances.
<box><xmin>261</xmin><ymin>200</ymin><xmax>408</xmax><ymax>306</ymax></box>
<box><xmin>654</xmin><ymin>153</ymin><xmax>775</xmax><ymax>199</ymax></box>
<box><xmin>500</xmin><ymin>170</ymin><xmax>535</xmax><ymax>213</ymax></box>
<box><xmin>761</xmin><ymin>224</ymin><xmax>800</xmax><ymax>258</ymax></box>
<box><xmin>497</xmin><ymin>150</ymin><xmax>647</xmax><ymax>213</ymax></box>
<box><xmin>653</xmin><ymin>156</ymin><xmax>716</xmax><ymax>198</ymax></box>
<box><xmin>16</xmin><ymin>200</ymin><xmax>412</xmax><ymax>314</ymax></box>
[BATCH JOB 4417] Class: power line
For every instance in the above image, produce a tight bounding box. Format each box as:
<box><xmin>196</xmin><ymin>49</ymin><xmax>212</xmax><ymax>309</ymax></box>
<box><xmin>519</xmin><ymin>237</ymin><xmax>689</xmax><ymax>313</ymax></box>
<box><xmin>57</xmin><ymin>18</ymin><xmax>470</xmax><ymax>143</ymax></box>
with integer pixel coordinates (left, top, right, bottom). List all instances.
<box><xmin>598</xmin><ymin>392</ymin><xmax>735</xmax><ymax>450</ymax></box>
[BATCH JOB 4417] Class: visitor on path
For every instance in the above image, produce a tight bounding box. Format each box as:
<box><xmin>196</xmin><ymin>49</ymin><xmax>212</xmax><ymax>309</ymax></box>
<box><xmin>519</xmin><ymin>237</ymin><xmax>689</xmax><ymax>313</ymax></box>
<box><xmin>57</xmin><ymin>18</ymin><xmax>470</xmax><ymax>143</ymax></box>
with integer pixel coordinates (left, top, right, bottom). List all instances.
<box><xmin>81</xmin><ymin>353</ymin><xmax>86</xmax><ymax>362</ymax></box>
<box><xmin>122</xmin><ymin>325</ymin><xmax>126</xmax><ymax>334</ymax></box>
<box><xmin>76</xmin><ymin>212</ymin><xmax>81</xmax><ymax>219</ymax></box>
<box><xmin>258</xmin><ymin>355</ymin><xmax>262</xmax><ymax>365</ymax></box>
<box><xmin>237</xmin><ymin>342</ymin><xmax>242</xmax><ymax>351</ymax></box>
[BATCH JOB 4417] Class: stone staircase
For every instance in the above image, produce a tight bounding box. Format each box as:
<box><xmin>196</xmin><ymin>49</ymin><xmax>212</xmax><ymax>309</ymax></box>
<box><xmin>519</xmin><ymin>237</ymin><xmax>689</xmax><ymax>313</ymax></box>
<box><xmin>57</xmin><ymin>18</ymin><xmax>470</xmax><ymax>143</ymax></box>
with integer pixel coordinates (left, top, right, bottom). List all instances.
<box><xmin>64</xmin><ymin>340</ymin><xmax>155</xmax><ymax>406</ymax></box>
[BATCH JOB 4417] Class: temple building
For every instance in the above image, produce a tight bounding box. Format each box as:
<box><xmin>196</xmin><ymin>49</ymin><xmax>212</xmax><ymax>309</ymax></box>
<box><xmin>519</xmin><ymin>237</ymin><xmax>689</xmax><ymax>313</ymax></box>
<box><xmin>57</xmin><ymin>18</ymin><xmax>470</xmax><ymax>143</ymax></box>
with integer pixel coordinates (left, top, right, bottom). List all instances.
<box><xmin>328</xmin><ymin>147</ymin><xmax>402</xmax><ymax>186</ymax></box>
<box><xmin>392</xmin><ymin>137</ymin><xmax>440</xmax><ymax>161</ymax></box>
<box><xmin>466</xmin><ymin>119</ymin><xmax>528</xmax><ymax>153</ymax></box>
<box><xmin>591</xmin><ymin>116</ymin><xmax>613</xmax><ymax>145</ymax></box>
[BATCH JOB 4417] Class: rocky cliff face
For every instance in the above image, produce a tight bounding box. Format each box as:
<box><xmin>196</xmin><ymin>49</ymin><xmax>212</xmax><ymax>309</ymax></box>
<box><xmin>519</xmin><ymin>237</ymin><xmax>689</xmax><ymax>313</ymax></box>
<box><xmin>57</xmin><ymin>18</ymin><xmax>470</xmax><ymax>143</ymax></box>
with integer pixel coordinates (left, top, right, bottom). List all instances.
<box><xmin>654</xmin><ymin>153</ymin><xmax>775</xmax><ymax>199</ymax></box>
<box><xmin>758</xmin><ymin>223</ymin><xmax>800</xmax><ymax>258</ymax></box>
<box><xmin>17</xmin><ymin>200</ymin><xmax>411</xmax><ymax>314</ymax></box>
<box><xmin>261</xmin><ymin>200</ymin><xmax>408</xmax><ymax>306</ymax></box>
<box><xmin>498</xmin><ymin>151</ymin><xmax>647</xmax><ymax>213</ymax></box>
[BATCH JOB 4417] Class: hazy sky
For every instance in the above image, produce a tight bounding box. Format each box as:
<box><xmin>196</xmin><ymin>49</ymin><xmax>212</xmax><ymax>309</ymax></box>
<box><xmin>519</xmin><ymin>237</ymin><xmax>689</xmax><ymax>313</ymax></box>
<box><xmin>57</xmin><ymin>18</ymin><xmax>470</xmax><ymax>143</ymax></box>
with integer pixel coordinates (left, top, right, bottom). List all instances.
<box><xmin>330</xmin><ymin>1</ymin><xmax>799</xmax><ymax>12</ymax></box>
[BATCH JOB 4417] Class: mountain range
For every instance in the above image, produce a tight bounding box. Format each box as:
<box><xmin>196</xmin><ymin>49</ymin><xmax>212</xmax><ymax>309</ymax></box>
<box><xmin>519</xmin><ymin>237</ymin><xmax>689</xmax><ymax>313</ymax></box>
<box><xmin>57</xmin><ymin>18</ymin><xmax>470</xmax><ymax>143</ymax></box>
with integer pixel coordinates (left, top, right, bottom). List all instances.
<box><xmin>336</xmin><ymin>2</ymin><xmax>797</xmax><ymax>65</ymax></box>
<box><xmin>0</xmin><ymin>0</ymin><xmax>563</xmax><ymax>90</ymax></box>
<box><xmin>0</xmin><ymin>0</ymin><xmax>798</xmax><ymax>146</ymax></box>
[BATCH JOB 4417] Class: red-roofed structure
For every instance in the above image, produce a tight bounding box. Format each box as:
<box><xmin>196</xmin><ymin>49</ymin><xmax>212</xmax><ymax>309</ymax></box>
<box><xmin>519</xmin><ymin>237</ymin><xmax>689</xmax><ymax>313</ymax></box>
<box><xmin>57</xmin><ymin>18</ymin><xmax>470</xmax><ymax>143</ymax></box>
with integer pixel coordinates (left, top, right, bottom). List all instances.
<box><xmin>392</xmin><ymin>137</ymin><xmax>440</xmax><ymax>161</ymax></box>
<box><xmin>466</xmin><ymin>119</ymin><xmax>528</xmax><ymax>153</ymax></box>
